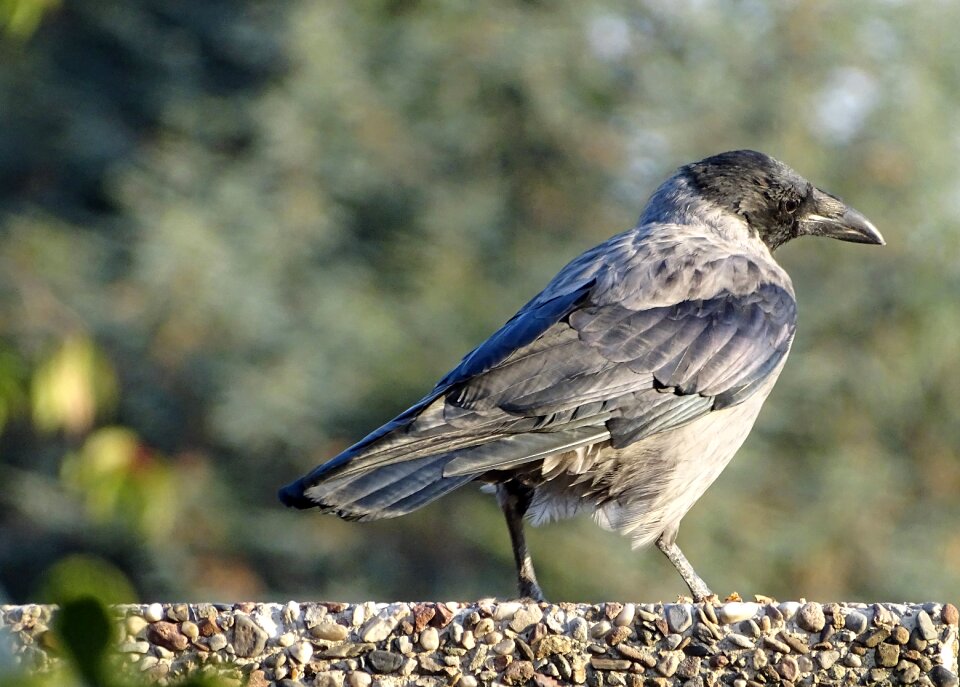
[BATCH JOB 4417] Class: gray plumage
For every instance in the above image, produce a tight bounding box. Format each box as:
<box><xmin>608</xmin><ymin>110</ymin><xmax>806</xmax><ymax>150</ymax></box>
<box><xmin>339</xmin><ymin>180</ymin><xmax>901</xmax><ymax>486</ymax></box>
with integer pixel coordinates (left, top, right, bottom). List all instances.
<box><xmin>279</xmin><ymin>150</ymin><xmax>883</xmax><ymax>600</ymax></box>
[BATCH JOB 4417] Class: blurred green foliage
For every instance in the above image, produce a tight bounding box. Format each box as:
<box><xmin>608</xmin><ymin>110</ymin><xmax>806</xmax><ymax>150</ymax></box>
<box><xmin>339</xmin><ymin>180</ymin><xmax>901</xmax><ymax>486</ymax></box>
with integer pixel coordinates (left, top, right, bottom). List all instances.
<box><xmin>0</xmin><ymin>0</ymin><xmax>958</xmax><ymax>611</ymax></box>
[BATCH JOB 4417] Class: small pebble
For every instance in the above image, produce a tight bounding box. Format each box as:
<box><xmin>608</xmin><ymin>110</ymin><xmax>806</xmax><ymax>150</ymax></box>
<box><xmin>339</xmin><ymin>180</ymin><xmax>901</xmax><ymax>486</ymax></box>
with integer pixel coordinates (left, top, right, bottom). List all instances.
<box><xmin>348</xmin><ymin>671</ymin><xmax>372</xmax><ymax>687</ymax></box>
<box><xmin>917</xmin><ymin>610</ymin><xmax>938</xmax><ymax>641</ymax></box>
<box><xmin>655</xmin><ymin>651</ymin><xmax>681</xmax><ymax>677</ymax></box>
<box><xmin>726</xmin><ymin>633</ymin><xmax>755</xmax><ymax>650</ymax></box>
<box><xmin>778</xmin><ymin>655</ymin><xmax>799</xmax><ymax>681</ymax></box>
<box><xmin>180</xmin><ymin>621</ymin><xmax>199</xmax><ymax>640</ymax></box>
<box><xmin>666</xmin><ymin>605</ymin><xmax>692</xmax><ymax>633</ymax></box>
<box><xmin>779</xmin><ymin>602</ymin><xmax>800</xmax><ymax>621</ymax></box>
<box><xmin>207</xmin><ymin>633</ymin><xmax>227</xmax><ymax>652</ymax></box>
<box><xmin>277</xmin><ymin>632</ymin><xmax>295</xmax><ymax>647</ymax></box>
<box><xmin>844</xmin><ymin>611</ymin><xmax>868</xmax><ymax>634</ymax></box>
<box><xmin>568</xmin><ymin>617</ymin><xmax>589</xmax><ymax>643</ymax></box>
<box><xmin>419</xmin><ymin>626</ymin><xmax>439</xmax><ymax>652</ymax></box>
<box><xmin>144</xmin><ymin>603</ymin><xmax>164</xmax><ymax>623</ymax></box>
<box><xmin>493</xmin><ymin>638</ymin><xmax>516</xmax><ymax>655</ymax></box>
<box><xmin>311</xmin><ymin>621</ymin><xmax>349</xmax><ymax>642</ymax></box>
<box><xmin>797</xmin><ymin>602</ymin><xmax>825</xmax><ymax>632</ymax></box>
<box><xmin>493</xmin><ymin>602</ymin><xmax>521</xmax><ymax>621</ymax></box>
<box><xmin>943</xmin><ymin>604</ymin><xmax>959</xmax><ymax>626</ymax></box>
<box><xmin>396</xmin><ymin>635</ymin><xmax>413</xmax><ymax>654</ymax></box>
<box><xmin>120</xmin><ymin>640</ymin><xmax>150</xmax><ymax>654</ymax></box>
<box><xmin>890</xmin><ymin>624</ymin><xmax>910</xmax><ymax>644</ymax></box>
<box><xmin>509</xmin><ymin>605</ymin><xmax>542</xmax><ymax>633</ymax></box>
<box><xmin>818</xmin><ymin>649</ymin><xmax>840</xmax><ymax>669</ymax></box>
<box><xmin>288</xmin><ymin>641</ymin><xmax>313</xmax><ymax>664</ymax></box>
<box><xmin>126</xmin><ymin>615</ymin><xmax>149</xmax><ymax>637</ymax></box>
<box><xmin>901</xmin><ymin>663</ymin><xmax>922</xmax><ymax>684</ymax></box>
<box><xmin>460</xmin><ymin>677</ymin><xmax>478</xmax><ymax>687</ymax></box>
<box><xmin>461</xmin><ymin>630</ymin><xmax>476</xmax><ymax>650</ymax></box>
<box><xmin>718</xmin><ymin>602</ymin><xmax>759</xmax><ymax>624</ymax></box>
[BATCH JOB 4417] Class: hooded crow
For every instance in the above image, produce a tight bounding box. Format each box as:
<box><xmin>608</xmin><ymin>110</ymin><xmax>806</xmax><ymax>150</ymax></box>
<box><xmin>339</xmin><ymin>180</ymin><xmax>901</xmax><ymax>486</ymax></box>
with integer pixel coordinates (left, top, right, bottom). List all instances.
<box><xmin>279</xmin><ymin>150</ymin><xmax>884</xmax><ymax>601</ymax></box>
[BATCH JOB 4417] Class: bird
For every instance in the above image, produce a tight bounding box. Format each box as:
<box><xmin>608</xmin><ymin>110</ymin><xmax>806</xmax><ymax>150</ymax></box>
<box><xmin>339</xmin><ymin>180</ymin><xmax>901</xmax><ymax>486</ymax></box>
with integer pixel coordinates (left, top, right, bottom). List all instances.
<box><xmin>279</xmin><ymin>150</ymin><xmax>884</xmax><ymax>601</ymax></box>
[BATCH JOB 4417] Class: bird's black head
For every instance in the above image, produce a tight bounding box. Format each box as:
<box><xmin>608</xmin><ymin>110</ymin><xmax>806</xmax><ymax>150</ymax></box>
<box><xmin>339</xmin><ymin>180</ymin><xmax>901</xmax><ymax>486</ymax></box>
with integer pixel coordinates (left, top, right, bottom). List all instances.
<box><xmin>681</xmin><ymin>150</ymin><xmax>884</xmax><ymax>251</ymax></box>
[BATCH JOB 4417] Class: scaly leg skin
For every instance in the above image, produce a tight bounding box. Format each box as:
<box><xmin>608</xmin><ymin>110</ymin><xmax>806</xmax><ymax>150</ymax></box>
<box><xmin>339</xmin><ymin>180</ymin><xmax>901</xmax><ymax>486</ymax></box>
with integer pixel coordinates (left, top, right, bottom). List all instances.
<box><xmin>497</xmin><ymin>481</ymin><xmax>545</xmax><ymax>602</ymax></box>
<box><xmin>656</xmin><ymin>533</ymin><xmax>714</xmax><ymax>602</ymax></box>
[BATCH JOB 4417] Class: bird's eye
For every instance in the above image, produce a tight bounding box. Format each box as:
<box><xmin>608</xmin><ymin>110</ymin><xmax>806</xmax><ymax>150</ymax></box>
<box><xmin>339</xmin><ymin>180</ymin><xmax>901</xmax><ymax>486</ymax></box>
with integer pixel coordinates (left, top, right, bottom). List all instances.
<box><xmin>782</xmin><ymin>198</ymin><xmax>800</xmax><ymax>214</ymax></box>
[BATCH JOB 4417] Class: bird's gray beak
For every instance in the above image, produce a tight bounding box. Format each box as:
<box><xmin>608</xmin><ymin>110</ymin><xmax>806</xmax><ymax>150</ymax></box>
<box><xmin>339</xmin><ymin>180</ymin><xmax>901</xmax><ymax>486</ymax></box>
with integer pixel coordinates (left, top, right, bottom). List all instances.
<box><xmin>800</xmin><ymin>188</ymin><xmax>885</xmax><ymax>246</ymax></box>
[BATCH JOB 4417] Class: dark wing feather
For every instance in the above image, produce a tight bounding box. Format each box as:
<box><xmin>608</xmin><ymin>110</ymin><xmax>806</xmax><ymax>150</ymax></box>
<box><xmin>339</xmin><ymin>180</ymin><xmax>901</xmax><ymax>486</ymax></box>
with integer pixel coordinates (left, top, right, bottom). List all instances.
<box><xmin>280</xmin><ymin>242</ymin><xmax>797</xmax><ymax>520</ymax></box>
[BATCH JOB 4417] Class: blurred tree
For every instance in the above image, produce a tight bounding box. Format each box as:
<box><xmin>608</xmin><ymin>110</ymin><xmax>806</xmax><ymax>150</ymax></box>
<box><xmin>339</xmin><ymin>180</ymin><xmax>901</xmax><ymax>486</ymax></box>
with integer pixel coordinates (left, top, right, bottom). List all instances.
<box><xmin>0</xmin><ymin>0</ymin><xmax>958</xmax><ymax>604</ymax></box>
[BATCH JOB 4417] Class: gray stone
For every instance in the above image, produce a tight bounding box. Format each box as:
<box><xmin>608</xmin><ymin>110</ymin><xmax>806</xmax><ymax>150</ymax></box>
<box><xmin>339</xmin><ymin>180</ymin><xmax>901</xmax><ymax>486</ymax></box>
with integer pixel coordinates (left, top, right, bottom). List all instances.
<box><xmin>817</xmin><ymin>650</ymin><xmax>840</xmax><ymax>669</ymax></box>
<box><xmin>797</xmin><ymin>603</ymin><xmax>825</xmax><ymax>633</ymax></box>
<box><xmin>901</xmin><ymin>662</ymin><xmax>922</xmax><ymax>684</ymax></box>
<box><xmin>656</xmin><ymin>651</ymin><xmax>681</xmax><ymax>677</ymax></box>
<box><xmin>666</xmin><ymin>605</ymin><xmax>692</xmax><ymax>633</ymax></box>
<box><xmin>931</xmin><ymin>666</ymin><xmax>960</xmax><ymax>687</ymax></box>
<box><xmin>232</xmin><ymin>615</ymin><xmax>267</xmax><ymax>658</ymax></box>
<box><xmin>568</xmin><ymin>617</ymin><xmax>589</xmax><ymax>643</ymax></box>
<box><xmin>509</xmin><ymin>604</ymin><xmax>543</xmax><ymax>633</ymax></box>
<box><xmin>366</xmin><ymin>649</ymin><xmax>403</xmax><ymax>674</ymax></box>
<box><xmin>726</xmin><ymin>633</ymin><xmax>755</xmax><ymax>650</ymax></box>
<box><xmin>844</xmin><ymin>610</ymin><xmax>868</xmax><ymax>634</ymax></box>
<box><xmin>917</xmin><ymin>611</ymin><xmax>938</xmax><ymax>641</ymax></box>
<box><xmin>207</xmin><ymin>633</ymin><xmax>227</xmax><ymax>652</ymax></box>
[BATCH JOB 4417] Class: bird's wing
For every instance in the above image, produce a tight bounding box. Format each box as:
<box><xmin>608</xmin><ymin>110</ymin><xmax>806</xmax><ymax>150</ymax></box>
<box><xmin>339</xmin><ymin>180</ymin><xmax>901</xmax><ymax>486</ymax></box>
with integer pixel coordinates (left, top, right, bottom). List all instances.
<box><xmin>280</xmin><ymin>227</ymin><xmax>797</xmax><ymax>516</ymax></box>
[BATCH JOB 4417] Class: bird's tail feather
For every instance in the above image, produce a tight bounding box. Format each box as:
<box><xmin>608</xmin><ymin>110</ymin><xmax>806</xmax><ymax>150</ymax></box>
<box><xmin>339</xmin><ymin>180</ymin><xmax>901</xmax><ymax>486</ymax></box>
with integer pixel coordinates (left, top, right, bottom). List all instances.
<box><xmin>278</xmin><ymin>425</ymin><xmax>609</xmax><ymax>521</ymax></box>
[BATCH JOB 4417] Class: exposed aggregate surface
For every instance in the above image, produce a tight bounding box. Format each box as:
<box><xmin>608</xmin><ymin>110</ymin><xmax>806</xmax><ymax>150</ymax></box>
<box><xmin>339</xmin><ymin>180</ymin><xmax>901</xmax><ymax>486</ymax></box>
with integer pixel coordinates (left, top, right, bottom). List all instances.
<box><xmin>2</xmin><ymin>600</ymin><xmax>958</xmax><ymax>686</ymax></box>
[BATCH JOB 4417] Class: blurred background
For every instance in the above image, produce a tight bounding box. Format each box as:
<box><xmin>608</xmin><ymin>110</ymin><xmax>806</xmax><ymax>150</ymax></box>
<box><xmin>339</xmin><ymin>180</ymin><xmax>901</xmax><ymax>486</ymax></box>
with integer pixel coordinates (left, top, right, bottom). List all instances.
<box><xmin>0</xmin><ymin>0</ymin><xmax>957</xmax><ymax>607</ymax></box>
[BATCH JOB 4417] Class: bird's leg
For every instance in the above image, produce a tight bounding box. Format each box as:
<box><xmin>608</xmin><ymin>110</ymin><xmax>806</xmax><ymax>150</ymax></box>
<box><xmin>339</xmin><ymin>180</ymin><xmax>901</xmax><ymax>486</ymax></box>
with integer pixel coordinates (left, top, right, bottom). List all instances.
<box><xmin>496</xmin><ymin>481</ymin><xmax>545</xmax><ymax>601</ymax></box>
<box><xmin>655</xmin><ymin>533</ymin><xmax>713</xmax><ymax>601</ymax></box>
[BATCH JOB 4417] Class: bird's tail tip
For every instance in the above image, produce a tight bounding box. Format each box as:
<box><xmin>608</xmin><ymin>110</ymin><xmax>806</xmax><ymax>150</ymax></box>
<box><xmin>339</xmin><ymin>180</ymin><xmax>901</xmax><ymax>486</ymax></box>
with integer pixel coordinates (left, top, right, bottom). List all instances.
<box><xmin>278</xmin><ymin>479</ymin><xmax>317</xmax><ymax>510</ymax></box>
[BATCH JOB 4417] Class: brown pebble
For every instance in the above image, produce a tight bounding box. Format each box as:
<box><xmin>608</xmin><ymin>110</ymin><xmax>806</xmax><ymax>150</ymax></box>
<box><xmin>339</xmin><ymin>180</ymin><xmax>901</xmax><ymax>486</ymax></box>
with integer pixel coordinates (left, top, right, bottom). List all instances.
<box><xmin>412</xmin><ymin>604</ymin><xmax>435</xmax><ymax>633</ymax></box>
<box><xmin>778</xmin><ymin>655</ymin><xmax>799</xmax><ymax>682</ymax></box>
<box><xmin>197</xmin><ymin>617</ymin><xmax>221</xmax><ymax>637</ymax></box>
<box><xmin>605</xmin><ymin>626</ymin><xmax>631</xmax><ymax>646</ymax></box>
<box><xmin>890</xmin><ymin>625</ymin><xmax>910</xmax><ymax>645</ymax></box>
<box><xmin>875</xmin><ymin>643</ymin><xmax>899</xmax><ymax>668</ymax></box>
<box><xmin>247</xmin><ymin>670</ymin><xmax>270</xmax><ymax>687</ymax></box>
<box><xmin>147</xmin><ymin>621</ymin><xmax>188</xmax><ymax>651</ymax></box>
<box><xmin>503</xmin><ymin>660</ymin><xmax>535</xmax><ymax>684</ymax></box>
<box><xmin>781</xmin><ymin>632</ymin><xmax>810</xmax><ymax>654</ymax></box>
<box><xmin>591</xmin><ymin>656</ymin><xmax>631</xmax><ymax>671</ymax></box>
<box><xmin>431</xmin><ymin>603</ymin><xmax>454</xmax><ymax>628</ymax></box>
<box><xmin>605</xmin><ymin>602</ymin><xmax>624</xmax><ymax>621</ymax></box>
<box><xmin>762</xmin><ymin>635</ymin><xmax>791</xmax><ymax>654</ymax></box>
<box><xmin>943</xmin><ymin>604</ymin><xmax>959</xmax><ymax>626</ymax></box>
<box><xmin>859</xmin><ymin>627</ymin><xmax>890</xmax><ymax>648</ymax></box>
<box><xmin>702</xmin><ymin>603</ymin><xmax>718</xmax><ymax>625</ymax></box>
<box><xmin>676</xmin><ymin>656</ymin><xmax>701</xmax><ymax>679</ymax></box>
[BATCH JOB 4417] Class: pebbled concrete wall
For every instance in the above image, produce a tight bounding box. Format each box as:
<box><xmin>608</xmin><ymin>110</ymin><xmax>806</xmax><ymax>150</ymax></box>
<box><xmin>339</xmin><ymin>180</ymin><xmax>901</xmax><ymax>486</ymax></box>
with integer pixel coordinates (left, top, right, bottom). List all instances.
<box><xmin>2</xmin><ymin>600</ymin><xmax>958</xmax><ymax>686</ymax></box>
